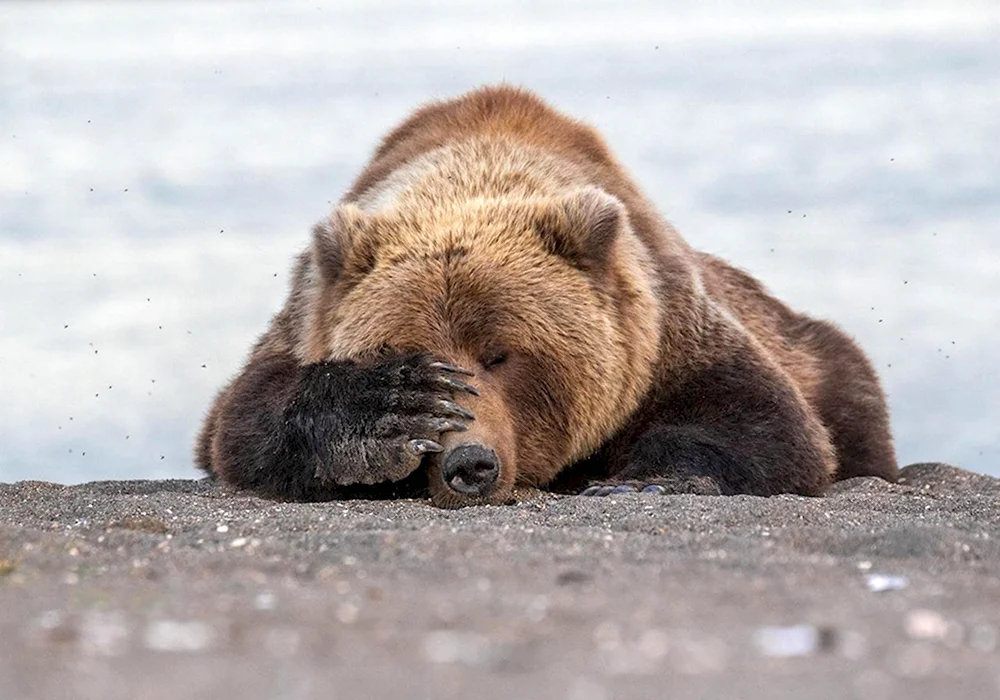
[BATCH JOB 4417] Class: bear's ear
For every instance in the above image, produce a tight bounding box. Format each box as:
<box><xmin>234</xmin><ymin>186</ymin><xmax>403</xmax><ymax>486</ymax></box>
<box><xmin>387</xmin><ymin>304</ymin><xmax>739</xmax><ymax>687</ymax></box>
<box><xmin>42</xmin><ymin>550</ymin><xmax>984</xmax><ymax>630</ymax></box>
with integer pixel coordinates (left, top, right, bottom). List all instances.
<box><xmin>534</xmin><ymin>188</ymin><xmax>625</xmax><ymax>271</ymax></box>
<box><xmin>311</xmin><ymin>204</ymin><xmax>376</xmax><ymax>283</ymax></box>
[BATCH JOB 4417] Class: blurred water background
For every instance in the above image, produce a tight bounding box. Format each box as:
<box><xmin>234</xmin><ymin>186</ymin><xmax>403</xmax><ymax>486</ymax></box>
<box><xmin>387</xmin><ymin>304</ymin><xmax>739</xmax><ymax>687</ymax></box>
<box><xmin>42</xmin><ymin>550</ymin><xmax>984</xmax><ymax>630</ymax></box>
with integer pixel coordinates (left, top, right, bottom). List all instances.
<box><xmin>1</xmin><ymin>0</ymin><xmax>998</xmax><ymax>483</ymax></box>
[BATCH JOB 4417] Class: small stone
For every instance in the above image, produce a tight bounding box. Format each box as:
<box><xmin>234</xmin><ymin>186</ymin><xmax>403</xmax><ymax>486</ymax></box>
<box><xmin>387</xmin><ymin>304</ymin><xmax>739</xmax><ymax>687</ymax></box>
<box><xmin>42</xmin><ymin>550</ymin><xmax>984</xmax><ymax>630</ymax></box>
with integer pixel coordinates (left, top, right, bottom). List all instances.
<box><xmin>526</xmin><ymin>595</ymin><xmax>549</xmax><ymax>622</ymax></box>
<box><xmin>637</xmin><ymin>628</ymin><xmax>670</xmax><ymax>660</ymax></box>
<box><xmin>216</xmin><ymin>524</ymin><xmax>229</xmax><ymax>533</ymax></box>
<box><xmin>143</xmin><ymin>620</ymin><xmax>215</xmax><ymax>652</ymax></box>
<box><xmin>968</xmin><ymin>624</ymin><xmax>998</xmax><ymax>652</ymax></box>
<box><xmin>556</xmin><ymin>569</ymin><xmax>592</xmax><ymax>585</ymax></box>
<box><xmin>336</xmin><ymin>602</ymin><xmax>358</xmax><ymax>624</ymax></box>
<box><xmin>78</xmin><ymin>610</ymin><xmax>129</xmax><ymax>657</ymax></box>
<box><xmin>593</xmin><ymin>622</ymin><xmax>621</xmax><ymax>651</ymax></box>
<box><xmin>422</xmin><ymin>630</ymin><xmax>497</xmax><ymax>668</ymax></box>
<box><xmin>904</xmin><ymin>609</ymin><xmax>948</xmax><ymax>640</ymax></box>
<box><xmin>753</xmin><ymin>625</ymin><xmax>825</xmax><ymax>657</ymax></box>
<box><xmin>37</xmin><ymin>611</ymin><xmax>63</xmax><ymax>631</ymax></box>
<box><xmin>31</xmin><ymin>610</ymin><xmax>76</xmax><ymax>647</ymax></box>
<box><xmin>865</xmin><ymin>573</ymin><xmax>908</xmax><ymax>592</ymax></box>
<box><xmin>229</xmin><ymin>537</ymin><xmax>248</xmax><ymax>548</ymax></box>
<box><xmin>254</xmin><ymin>592</ymin><xmax>277</xmax><ymax>611</ymax></box>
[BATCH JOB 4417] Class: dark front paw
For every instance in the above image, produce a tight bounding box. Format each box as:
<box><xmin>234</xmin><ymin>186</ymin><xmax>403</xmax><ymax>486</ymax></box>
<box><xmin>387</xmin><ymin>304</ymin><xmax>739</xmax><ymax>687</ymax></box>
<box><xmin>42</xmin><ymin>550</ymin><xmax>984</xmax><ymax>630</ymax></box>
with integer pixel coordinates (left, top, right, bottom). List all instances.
<box><xmin>580</xmin><ymin>476</ymin><xmax>722</xmax><ymax>497</ymax></box>
<box><xmin>289</xmin><ymin>354</ymin><xmax>479</xmax><ymax>486</ymax></box>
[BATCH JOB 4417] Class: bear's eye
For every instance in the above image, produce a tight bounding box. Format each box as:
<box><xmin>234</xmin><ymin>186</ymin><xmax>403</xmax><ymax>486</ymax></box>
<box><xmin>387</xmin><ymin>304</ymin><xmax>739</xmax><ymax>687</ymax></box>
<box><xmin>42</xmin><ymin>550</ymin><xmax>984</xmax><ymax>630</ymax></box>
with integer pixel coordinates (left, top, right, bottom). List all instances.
<box><xmin>481</xmin><ymin>348</ymin><xmax>508</xmax><ymax>370</ymax></box>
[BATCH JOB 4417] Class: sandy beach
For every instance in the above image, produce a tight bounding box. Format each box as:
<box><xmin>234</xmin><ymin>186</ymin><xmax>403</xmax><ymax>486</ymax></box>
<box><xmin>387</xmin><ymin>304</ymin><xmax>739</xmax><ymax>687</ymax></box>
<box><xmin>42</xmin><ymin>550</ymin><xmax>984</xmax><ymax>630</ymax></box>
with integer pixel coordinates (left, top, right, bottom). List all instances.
<box><xmin>1</xmin><ymin>462</ymin><xmax>998</xmax><ymax>699</ymax></box>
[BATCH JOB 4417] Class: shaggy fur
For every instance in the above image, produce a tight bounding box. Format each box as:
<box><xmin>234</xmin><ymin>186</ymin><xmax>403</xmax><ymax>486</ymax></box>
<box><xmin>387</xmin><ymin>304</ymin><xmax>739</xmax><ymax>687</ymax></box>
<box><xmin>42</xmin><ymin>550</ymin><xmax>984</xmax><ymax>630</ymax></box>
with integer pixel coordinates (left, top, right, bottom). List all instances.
<box><xmin>196</xmin><ymin>85</ymin><xmax>898</xmax><ymax>507</ymax></box>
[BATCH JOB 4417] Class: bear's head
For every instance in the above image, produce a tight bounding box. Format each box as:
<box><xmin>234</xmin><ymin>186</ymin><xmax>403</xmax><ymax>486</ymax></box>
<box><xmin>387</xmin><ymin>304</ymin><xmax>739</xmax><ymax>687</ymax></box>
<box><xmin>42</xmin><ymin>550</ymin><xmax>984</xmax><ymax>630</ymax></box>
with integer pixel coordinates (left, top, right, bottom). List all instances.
<box><xmin>305</xmin><ymin>188</ymin><xmax>661</xmax><ymax>507</ymax></box>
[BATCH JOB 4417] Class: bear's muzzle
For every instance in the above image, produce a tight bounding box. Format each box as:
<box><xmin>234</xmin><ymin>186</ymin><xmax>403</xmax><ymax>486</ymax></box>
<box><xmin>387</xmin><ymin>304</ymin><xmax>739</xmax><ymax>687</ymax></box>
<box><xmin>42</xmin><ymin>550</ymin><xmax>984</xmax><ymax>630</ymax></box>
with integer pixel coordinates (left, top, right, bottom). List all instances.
<box><xmin>441</xmin><ymin>443</ymin><xmax>500</xmax><ymax>497</ymax></box>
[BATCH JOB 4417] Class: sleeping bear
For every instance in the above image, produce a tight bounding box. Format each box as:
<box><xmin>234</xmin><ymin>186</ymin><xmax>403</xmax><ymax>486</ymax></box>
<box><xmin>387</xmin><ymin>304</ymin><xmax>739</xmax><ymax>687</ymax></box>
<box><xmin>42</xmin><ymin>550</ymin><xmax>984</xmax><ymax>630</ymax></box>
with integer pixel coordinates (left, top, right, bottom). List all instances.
<box><xmin>196</xmin><ymin>85</ymin><xmax>898</xmax><ymax>508</ymax></box>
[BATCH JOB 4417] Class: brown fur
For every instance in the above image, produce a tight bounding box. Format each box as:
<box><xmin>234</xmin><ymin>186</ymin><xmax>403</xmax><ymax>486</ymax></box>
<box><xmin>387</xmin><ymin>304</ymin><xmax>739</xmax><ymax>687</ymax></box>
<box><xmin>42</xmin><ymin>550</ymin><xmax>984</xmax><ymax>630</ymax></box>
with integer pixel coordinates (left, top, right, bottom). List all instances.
<box><xmin>197</xmin><ymin>85</ymin><xmax>897</xmax><ymax>507</ymax></box>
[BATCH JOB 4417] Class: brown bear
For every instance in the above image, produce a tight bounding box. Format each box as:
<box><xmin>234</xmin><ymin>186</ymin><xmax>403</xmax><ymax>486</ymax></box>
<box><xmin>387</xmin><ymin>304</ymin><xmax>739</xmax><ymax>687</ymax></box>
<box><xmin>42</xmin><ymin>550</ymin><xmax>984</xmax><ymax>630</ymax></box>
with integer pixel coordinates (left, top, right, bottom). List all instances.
<box><xmin>195</xmin><ymin>85</ymin><xmax>898</xmax><ymax>508</ymax></box>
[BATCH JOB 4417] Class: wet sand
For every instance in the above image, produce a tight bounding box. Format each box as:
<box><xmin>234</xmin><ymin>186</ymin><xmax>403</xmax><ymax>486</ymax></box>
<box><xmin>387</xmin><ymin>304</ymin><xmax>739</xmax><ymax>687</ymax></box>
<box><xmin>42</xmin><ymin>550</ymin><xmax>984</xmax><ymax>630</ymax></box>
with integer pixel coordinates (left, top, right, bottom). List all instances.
<box><xmin>1</xmin><ymin>462</ymin><xmax>998</xmax><ymax>699</ymax></box>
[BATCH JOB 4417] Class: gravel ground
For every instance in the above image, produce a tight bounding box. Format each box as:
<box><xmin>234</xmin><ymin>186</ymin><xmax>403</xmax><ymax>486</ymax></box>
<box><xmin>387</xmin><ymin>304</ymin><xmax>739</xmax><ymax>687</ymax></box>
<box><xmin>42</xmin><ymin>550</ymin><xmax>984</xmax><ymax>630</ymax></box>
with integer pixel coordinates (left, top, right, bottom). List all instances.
<box><xmin>1</xmin><ymin>462</ymin><xmax>999</xmax><ymax>700</ymax></box>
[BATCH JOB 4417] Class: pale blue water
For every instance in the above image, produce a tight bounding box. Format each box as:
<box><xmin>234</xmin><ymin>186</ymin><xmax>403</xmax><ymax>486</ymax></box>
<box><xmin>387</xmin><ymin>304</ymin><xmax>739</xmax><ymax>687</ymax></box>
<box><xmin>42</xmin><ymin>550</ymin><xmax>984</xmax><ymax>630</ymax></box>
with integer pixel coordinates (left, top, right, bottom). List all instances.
<box><xmin>1</xmin><ymin>1</ymin><xmax>998</xmax><ymax>483</ymax></box>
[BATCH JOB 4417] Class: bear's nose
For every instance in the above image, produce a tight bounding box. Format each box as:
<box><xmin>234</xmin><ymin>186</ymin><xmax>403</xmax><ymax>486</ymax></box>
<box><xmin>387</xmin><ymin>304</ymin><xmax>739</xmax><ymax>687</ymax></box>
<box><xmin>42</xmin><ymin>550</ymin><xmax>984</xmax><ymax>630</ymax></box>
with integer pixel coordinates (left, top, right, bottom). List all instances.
<box><xmin>442</xmin><ymin>443</ymin><xmax>500</xmax><ymax>497</ymax></box>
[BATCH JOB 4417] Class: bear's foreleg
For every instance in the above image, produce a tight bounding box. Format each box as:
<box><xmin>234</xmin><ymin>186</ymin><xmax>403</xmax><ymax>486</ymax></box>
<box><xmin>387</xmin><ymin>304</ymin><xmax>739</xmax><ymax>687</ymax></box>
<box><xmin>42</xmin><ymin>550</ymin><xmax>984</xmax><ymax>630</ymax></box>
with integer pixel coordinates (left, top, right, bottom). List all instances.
<box><xmin>582</xmin><ymin>346</ymin><xmax>836</xmax><ymax>497</ymax></box>
<box><xmin>200</xmin><ymin>352</ymin><xmax>477</xmax><ymax>500</ymax></box>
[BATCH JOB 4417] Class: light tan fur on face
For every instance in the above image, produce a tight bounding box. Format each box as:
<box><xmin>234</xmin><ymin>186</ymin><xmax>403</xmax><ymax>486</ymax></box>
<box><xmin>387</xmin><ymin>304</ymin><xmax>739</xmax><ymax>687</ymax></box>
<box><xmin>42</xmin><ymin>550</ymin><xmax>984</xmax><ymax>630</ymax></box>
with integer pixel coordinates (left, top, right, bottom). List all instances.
<box><xmin>297</xmin><ymin>136</ymin><xmax>663</xmax><ymax>503</ymax></box>
<box><xmin>307</xmin><ymin>183</ymin><xmax>661</xmax><ymax>504</ymax></box>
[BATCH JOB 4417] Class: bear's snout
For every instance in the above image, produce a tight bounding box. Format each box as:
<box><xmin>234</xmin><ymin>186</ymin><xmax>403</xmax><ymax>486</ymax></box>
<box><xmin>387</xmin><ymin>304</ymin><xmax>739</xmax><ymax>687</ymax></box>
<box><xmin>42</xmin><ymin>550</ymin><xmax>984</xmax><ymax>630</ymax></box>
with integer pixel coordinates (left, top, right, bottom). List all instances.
<box><xmin>441</xmin><ymin>443</ymin><xmax>500</xmax><ymax>497</ymax></box>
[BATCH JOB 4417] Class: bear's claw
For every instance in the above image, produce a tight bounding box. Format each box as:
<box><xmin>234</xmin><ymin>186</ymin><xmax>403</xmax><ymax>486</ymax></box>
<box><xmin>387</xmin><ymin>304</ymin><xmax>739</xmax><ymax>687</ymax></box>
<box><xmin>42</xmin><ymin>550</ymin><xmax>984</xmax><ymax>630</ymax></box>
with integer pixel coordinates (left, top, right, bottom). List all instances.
<box><xmin>437</xmin><ymin>376</ymin><xmax>480</xmax><ymax>396</ymax></box>
<box><xmin>429</xmin><ymin>362</ymin><xmax>475</xmax><ymax>377</ymax></box>
<box><xmin>438</xmin><ymin>400</ymin><xmax>475</xmax><ymax>420</ymax></box>
<box><xmin>429</xmin><ymin>418</ymin><xmax>468</xmax><ymax>433</ymax></box>
<box><xmin>408</xmin><ymin>439</ymin><xmax>444</xmax><ymax>455</ymax></box>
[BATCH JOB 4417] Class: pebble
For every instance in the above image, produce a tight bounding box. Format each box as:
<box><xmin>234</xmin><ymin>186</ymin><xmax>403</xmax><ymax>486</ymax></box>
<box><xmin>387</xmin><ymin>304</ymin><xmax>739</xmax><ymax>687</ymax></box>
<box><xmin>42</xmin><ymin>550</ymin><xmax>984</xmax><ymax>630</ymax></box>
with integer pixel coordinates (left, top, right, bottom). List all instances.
<box><xmin>591</xmin><ymin>625</ymin><xmax>723</xmax><ymax>676</ymax></box>
<box><xmin>526</xmin><ymin>595</ymin><xmax>549</xmax><ymax>622</ymax></box>
<box><xmin>254</xmin><ymin>591</ymin><xmax>277</xmax><ymax>611</ymax></box>
<box><xmin>37</xmin><ymin>610</ymin><xmax>63</xmax><ymax>631</ymax></box>
<box><xmin>904</xmin><ymin>609</ymin><xmax>948</xmax><ymax>640</ymax></box>
<box><xmin>593</xmin><ymin>621</ymin><xmax>621</xmax><ymax>652</ymax></box>
<box><xmin>422</xmin><ymin>630</ymin><xmax>497</xmax><ymax>668</ymax></box>
<box><xmin>636</xmin><ymin>628</ymin><xmax>670</xmax><ymax>660</ymax></box>
<box><xmin>865</xmin><ymin>573</ymin><xmax>909</xmax><ymax>592</ymax></box>
<box><xmin>29</xmin><ymin>610</ymin><xmax>76</xmax><ymax>647</ymax></box>
<box><xmin>143</xmin><ymin>620</ymin><xmax>215</xmax><ymax>652</ymax></box>
<box><xmin>969</xmin><ymin>623</ymin><xmax>998</xmax><ymax>652</ymax></box>
<box><xmin>78</xmin><ymin>610</ymin><xmax>129</xmax><ymax>657</ymax></box>
<box><xmin>336</xmin><ymin>602</ymin><xmax>359</xmax><ymax>624</ymax></box>
<box><xmin>753</xmin><ymin>624</ymin><xmax>825</xmax><ymax>657</ymax></box>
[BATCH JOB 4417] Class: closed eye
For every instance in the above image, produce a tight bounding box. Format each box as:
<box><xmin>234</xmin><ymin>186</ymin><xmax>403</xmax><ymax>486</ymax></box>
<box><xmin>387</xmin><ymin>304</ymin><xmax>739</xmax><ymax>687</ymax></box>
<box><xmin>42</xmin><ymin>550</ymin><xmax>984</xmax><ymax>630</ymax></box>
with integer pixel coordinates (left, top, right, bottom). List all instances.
<box><xmin>481</xmin><ymin>349</ymin><xmax>508</xmax><ymax>370</ymax></box>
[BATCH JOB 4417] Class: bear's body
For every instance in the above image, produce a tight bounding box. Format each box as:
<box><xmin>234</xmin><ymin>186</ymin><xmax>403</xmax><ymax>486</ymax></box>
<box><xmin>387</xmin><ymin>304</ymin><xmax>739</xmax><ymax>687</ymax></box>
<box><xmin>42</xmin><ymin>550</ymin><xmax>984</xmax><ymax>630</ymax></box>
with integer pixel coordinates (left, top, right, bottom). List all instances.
<box><xmin>197</xmin><ymin>86</ymin><xmax>897</xmax><ymax>507</ymax></box>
